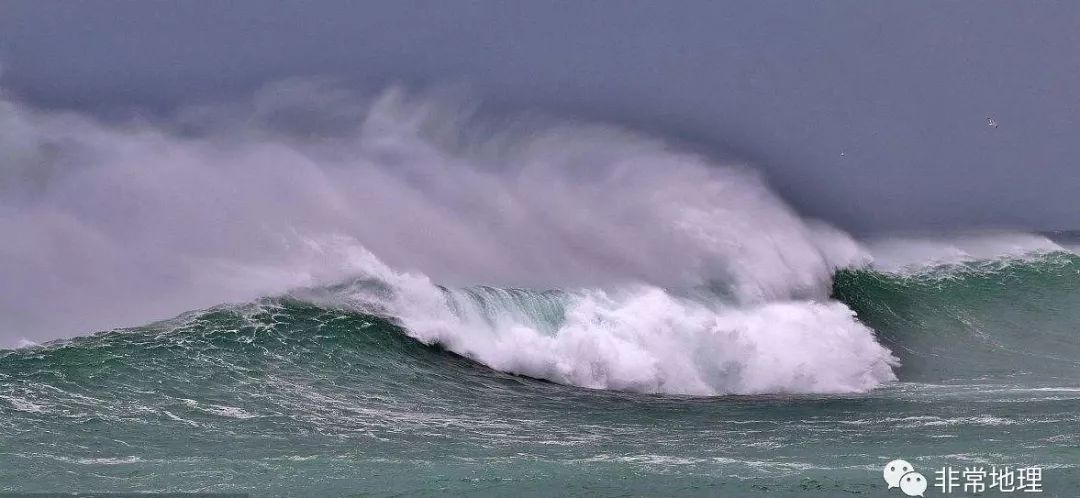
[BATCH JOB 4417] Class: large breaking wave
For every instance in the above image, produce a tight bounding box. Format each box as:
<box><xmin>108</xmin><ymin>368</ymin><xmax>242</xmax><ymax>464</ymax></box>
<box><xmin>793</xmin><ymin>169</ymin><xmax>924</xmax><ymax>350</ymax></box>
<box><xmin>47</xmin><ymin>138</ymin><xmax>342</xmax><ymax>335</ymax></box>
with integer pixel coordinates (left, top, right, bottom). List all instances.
<box><xmin>288</xmin><ymin>246</ymin><xmax>896</xmax><ymax>395</ymax></box>
<box><xmin>2</xmin><ymin>82</ymin><xmax>1074</xmax><ymax>395</ymax></box>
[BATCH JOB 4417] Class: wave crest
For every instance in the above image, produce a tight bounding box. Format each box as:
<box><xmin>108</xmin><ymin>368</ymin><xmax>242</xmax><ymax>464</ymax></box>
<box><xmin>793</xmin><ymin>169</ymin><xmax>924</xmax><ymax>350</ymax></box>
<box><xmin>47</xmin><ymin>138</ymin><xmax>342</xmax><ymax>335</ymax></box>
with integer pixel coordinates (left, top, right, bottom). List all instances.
<box><xmin>294</xmin><ymin>246</ymin><xmax>897</xmax><ymax>395</ymax></box>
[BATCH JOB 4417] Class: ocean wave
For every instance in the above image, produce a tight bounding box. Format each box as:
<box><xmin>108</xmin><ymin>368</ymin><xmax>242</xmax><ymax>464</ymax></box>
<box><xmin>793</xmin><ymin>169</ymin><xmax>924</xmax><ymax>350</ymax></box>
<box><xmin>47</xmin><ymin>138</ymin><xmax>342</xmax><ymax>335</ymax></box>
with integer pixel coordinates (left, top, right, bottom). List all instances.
<box><xmin>290</xmin><ymin>247</ymin><xmax>897</xmax><ymax>395</ymax></box>
<box><xmin>2</xmin><ymin>246</ymin><xmax>1076</xmax><ymax>404</ymax></box>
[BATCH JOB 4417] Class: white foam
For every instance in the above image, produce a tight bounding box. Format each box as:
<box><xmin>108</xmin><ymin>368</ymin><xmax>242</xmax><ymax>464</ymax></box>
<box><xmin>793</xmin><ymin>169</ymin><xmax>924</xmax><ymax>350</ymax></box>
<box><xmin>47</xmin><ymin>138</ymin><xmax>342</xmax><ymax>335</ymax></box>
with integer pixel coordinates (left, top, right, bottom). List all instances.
<box><xmin>178</xmin><ymin>398</ymin><xmax>258</xmax><ymax>419</ymax></box>
<box><xmin>2</xmin><ymin>395</ymin><xmax>47</xmax><ymax>413</ymax></box>
<box><xmin>299</xmin><ymin>244</ymin><xmax>898</xmax><ymax>395</ymax></box>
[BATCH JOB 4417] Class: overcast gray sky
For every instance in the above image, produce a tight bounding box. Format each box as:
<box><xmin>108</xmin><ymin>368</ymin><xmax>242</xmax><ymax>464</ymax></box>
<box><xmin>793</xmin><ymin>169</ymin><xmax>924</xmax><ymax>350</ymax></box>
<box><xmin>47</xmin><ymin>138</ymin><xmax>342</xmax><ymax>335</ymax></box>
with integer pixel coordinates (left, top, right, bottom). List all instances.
<box><xmin>2</xmin><ymin>1</ymin><xmax>1078</xmax><ymax>232</ymax></box>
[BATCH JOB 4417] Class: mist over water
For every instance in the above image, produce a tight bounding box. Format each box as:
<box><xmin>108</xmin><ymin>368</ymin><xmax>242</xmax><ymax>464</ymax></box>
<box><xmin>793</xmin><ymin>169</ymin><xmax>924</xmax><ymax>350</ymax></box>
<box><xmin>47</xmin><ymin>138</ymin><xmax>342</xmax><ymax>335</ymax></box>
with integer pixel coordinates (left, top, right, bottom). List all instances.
<box><xmin>0</xmin><ymin>84</ymin><xmax>855</xmax><ymax>325</ymax></box>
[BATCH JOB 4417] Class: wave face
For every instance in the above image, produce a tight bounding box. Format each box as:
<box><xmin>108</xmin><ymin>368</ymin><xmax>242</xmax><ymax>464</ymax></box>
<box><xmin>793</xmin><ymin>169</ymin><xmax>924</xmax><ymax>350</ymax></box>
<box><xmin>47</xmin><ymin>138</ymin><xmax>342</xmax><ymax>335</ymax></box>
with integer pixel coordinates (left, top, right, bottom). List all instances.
<box><xmin>834</xmin><ymin>251</ymin><xmax>1080</xmax><ymax>383</ymax></box>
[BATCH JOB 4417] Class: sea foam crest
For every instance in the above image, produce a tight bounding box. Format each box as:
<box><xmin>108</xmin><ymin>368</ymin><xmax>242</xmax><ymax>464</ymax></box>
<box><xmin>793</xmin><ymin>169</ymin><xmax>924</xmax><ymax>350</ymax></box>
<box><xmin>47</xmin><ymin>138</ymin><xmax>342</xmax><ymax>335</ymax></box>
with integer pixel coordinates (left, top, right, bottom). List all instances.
<box><xmin>294</xmin><ymin>241</ymin><xmax>898</xmax><ymax>396</ymax></box>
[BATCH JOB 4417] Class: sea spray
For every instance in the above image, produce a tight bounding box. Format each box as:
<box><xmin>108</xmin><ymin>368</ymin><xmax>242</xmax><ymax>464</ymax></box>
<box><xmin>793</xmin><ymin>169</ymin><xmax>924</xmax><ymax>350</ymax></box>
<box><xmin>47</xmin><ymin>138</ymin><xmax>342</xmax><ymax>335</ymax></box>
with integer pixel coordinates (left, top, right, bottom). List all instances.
<box><xmin>1</xmin><ymin>84</ymin><xmax>863</xmax><ymax>347</ymax></box>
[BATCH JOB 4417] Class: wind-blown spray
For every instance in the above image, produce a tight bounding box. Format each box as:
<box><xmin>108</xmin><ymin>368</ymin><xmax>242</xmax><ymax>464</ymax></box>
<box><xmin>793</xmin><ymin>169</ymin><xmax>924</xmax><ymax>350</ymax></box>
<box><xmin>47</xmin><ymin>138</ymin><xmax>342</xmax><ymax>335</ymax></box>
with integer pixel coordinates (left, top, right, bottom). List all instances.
<box><xmin>1</xmin><ymin>82</ymin><xmax>897</xmax><ymax>393</ymax></box>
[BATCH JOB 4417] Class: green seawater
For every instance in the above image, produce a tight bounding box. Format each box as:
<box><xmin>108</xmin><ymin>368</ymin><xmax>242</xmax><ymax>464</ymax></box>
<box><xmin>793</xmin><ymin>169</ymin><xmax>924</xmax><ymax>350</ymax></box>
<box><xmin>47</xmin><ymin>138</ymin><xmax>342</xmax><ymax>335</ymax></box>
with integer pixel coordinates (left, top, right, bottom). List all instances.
<box><xmin>1</xmin><ymin>254</ymin><xmax>1078</xmax><ymax>497</ymax></box>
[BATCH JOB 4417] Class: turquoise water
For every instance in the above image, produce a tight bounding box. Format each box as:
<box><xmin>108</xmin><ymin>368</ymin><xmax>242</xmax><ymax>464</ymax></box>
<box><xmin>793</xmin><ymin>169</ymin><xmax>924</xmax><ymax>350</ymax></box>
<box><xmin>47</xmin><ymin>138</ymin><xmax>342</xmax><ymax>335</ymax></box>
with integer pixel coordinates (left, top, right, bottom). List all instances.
<box><xmin>1</xmin><ymin>255</ymin><xmax>1079</xmax><ymax>497</ymax></box>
